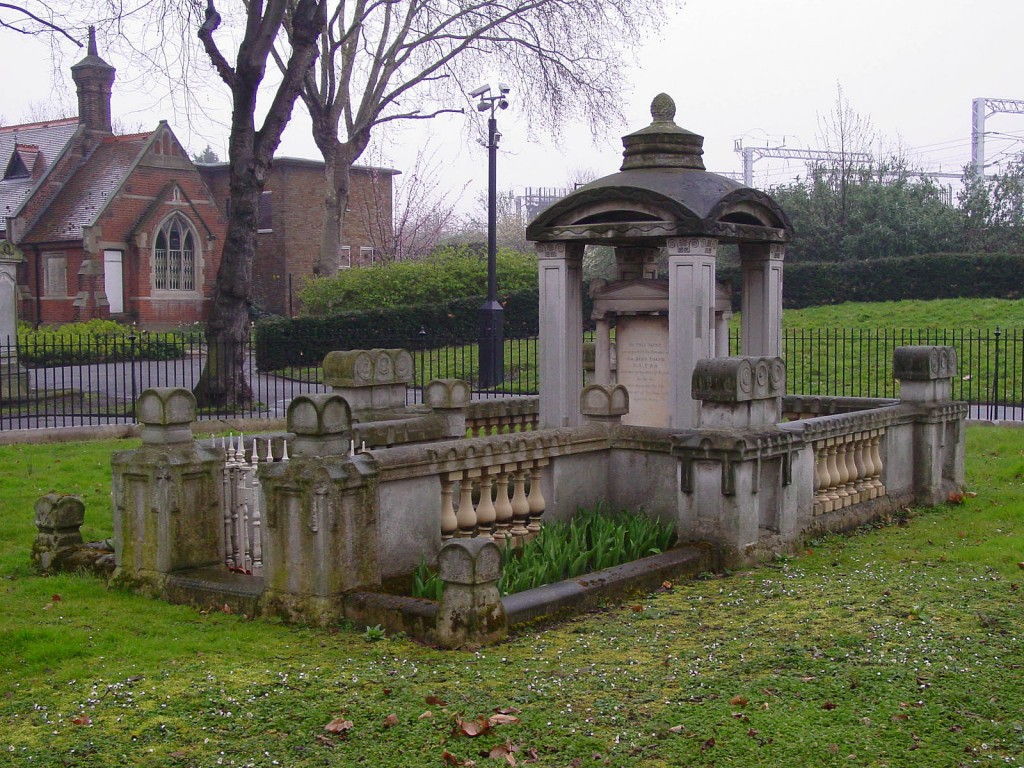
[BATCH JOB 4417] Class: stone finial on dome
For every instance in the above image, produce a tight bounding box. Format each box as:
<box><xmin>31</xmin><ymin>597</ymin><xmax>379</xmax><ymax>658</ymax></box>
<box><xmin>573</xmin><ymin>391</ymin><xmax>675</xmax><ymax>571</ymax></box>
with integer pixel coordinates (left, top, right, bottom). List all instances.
<box><xmin>620</xmin><ymin>93</ymin><xmax>704</xmax><ymax>172</ymax></box>
<box><xmin>650</xmin><ymin>93</ymin><xmax>676</xmax><ymax>123</ymax></box>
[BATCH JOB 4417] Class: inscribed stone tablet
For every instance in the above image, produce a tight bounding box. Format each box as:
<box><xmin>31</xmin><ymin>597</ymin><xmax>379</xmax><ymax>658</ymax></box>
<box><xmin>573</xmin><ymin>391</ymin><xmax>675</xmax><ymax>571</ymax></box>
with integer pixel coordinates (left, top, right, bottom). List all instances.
<box><xmin>616</xmin><ymin>316</ymin><xmax>669</xmax><ymax>427</ymax></box>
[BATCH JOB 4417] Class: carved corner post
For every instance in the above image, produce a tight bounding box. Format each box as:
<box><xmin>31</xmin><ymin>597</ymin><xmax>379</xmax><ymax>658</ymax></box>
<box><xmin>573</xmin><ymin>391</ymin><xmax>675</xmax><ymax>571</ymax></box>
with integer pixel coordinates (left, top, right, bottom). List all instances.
<box><xmin>110</xmin><ymin>388</ymin><xmax>221</xmax><ymax>593</ymax></box>
<box><xmin>31</xmin><ymin>494</ymin><xmax>85</xmax><ymax>572</ymax></box>
<box><xmin>674</xmin><ymin>357</ymin><xmax>801</xmax><ymax>564</ymax></box>
<box><xmin>424</xmin><ymin>378</ymin><xmax>472</xmax><ymax>438</ymax></box>
<box><xmin>893</xmin><ymin>346</ymin><xmax>967</xmax><ymax>505</ymax></box>
<box><xmin>580</xmin><ymin>384</ymin><xmax>629</xmax><ymax>425</ymax></box>
<box><xmin>436</xmin><ymin>538</ymin><xmax>507</xmax><ymax>649</ymax></box>
<box><xmin>259</xmin><ymin>394</ymin><xmax>379</xmax><ymax>625</ymax></box>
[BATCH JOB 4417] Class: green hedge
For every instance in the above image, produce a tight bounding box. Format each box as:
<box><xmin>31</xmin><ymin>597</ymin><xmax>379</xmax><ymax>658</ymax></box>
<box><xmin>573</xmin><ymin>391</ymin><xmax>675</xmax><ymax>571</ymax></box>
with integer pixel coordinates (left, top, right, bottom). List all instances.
<box><xmin>16</xmin><ymin>320</ymin><xmax>186</xmax><ymax>366</ymax></box>
<box><xmin>298</xmin><ymin>248</ymin><xmax>538</xmax><ymax>314</ymax></box>
<box><xmin>255</xmin><ymin>290</ymin><xmax>543</xmax><ymax>370</ymax></box>
<box><xmin>718</xmin><ymin>252</ymin><xmax>1024</xmax><ymax>309</ymax></box>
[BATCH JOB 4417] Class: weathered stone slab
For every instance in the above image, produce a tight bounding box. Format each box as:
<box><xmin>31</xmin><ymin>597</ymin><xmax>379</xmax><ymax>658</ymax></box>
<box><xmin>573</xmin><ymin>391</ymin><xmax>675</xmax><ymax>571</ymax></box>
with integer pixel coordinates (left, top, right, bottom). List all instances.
<box><xmin>616</xmin><ymin>315</ymin><xmax>669</xmax><ymax>427</ymax></box>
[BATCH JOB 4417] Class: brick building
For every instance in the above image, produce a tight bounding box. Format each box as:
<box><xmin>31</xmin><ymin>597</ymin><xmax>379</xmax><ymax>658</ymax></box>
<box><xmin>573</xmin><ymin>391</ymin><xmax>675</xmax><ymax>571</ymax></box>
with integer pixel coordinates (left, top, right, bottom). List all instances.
<box><xmin>198</xmin><ymin>158</ymin><xmax>397</xmax><ymax>316</ymax></box>
<box><xmin>2</xmin><ymin>29</ymin><xmax>396</xmax><ymax>327</ymax></box>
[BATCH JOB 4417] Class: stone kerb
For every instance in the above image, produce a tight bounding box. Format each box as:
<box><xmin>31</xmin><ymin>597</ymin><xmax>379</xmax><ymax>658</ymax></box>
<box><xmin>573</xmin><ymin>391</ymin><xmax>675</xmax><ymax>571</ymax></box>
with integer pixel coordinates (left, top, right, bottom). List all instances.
<box><xmin>893</xmin><ymin>346</ymin><xmax>957</xmax><ymax>403</ymax></box>
<box><xmin>287</xmin><ymin>393</ymin><xmax>352</xmax><ymax>456</ymax></box>
<box><xmin>31</xmin><ymin>493</ymin><xmax>85</xmax><ymax>571</ymax></box>
<box><xmin>580</xmin><ymin>384</ymin><xmax>629</xmax><ymax>423</ymax></box>
<box><xmin>436</xmin><ymin>538</ymin><xmax>507</xmax><ymax>648</ymax></box>
<box><xmin>692</xmin><ymin>356</ymin><xmax>784</xmax><ymax>429</ymax></box>
<box><xmin>135</xmin><ymin>387</ymin><xmax>196</xmax><ymax>445</ymax></box>
<box><xmin>322</xmin><ymin>348</ymin><xmax>413</xmax><ymax>412</ymax></box>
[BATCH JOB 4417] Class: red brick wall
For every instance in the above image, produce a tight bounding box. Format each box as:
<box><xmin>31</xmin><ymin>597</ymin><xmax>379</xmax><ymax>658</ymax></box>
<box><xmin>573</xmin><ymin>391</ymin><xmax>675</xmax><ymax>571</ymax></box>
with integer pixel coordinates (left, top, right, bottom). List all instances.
<box><xmin>200</xmin><ymin>159</ymin><xmax>395</xmax><ymax>316</ymax></box>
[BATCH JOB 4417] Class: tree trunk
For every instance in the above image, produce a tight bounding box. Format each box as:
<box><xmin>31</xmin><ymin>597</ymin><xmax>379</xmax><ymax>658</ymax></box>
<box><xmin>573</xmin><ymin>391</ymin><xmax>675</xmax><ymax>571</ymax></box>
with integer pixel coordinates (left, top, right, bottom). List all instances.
<box><xmin>194</xmin><ymin>95</ymin><xmax>266</xmax><ymax>408</ymax></box>
<box><xmin>313</xmin><ymin>132</ymin><xmax>368</xmax><ymax>276</ymax></box>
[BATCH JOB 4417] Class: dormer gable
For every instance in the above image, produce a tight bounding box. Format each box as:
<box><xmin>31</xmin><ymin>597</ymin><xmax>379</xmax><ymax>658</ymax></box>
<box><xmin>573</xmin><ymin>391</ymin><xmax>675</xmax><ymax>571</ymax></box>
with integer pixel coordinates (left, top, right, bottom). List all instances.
<box><xmin>3</xmin><ymin>144</ymin><xmax>39</xmax><ymax>180</ymax></box>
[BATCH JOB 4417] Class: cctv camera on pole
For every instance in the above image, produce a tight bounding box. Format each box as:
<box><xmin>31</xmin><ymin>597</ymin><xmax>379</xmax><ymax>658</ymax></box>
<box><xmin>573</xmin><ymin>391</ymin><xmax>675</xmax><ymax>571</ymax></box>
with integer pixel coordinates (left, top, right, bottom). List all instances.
<box><xmin>471</xmin><ymin>82</ymin><xmax>511</xmax><ymax>390</ymax></box>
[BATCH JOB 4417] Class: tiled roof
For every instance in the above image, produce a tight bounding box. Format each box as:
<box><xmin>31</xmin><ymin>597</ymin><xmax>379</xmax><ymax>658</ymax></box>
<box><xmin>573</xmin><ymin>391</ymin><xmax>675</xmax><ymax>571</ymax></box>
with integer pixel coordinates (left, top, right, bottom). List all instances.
<box><xmin>0</xmin><ymin>118</ymin><xmax>79</xmax><ymax>222</ymax></box>
<box><xmin>24</xmin><ymin>133</ymin><xmax>151</xmax><ymax>243</ymax></box>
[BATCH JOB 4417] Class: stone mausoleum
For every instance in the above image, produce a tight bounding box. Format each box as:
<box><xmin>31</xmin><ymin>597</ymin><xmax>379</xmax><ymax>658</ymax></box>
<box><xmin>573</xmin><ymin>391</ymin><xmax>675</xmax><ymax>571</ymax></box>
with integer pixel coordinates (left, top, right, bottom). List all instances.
<box><xmin>82</xmin><ymin>96</ymin><xmax>967</xmax><ymax>649</ymax></box>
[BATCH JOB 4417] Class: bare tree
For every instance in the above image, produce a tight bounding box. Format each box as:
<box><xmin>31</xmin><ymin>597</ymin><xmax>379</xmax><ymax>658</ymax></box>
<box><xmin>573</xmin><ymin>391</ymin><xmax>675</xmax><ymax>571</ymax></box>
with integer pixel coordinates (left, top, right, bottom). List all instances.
<box><xmin>192</xmin><ymin>0</ymin><xmax>326</xmax><ymax>407</ymax></box>
<box><xmin>275</xmin><ymin>0</ymin><xmax>664</xmax><ymax>276</ymax></box>
<box><xmin>816</xmin><ymin>84</ymin><xmax>876</xmax><ymax>230</ymax></box>
<box><xmin>0</xmin><ymin>1</ymin><xmax>81</xmax><ymax>45</ymax></box>
<box><xmin>362</xmin><ymin>146</ymin><xmax>466</xmax><ymax>261</ymax></box>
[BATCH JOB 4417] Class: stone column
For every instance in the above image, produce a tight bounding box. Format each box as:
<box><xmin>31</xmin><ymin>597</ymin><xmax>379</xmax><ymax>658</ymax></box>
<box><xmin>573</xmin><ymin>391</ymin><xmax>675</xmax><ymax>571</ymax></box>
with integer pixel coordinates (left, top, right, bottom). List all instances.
<box><xmin>537</xmin><ymin>241</ymin><xmax>584</xmax><ymax>429</ymax></box>
<box><xmin>739</xmin><ymin>243</ymin><xmax>784</xmax><ymax>357</ymax></box>
<box><xmin>715</xmin><ymin>311</ymin><xmax>731</xmax><ymax>357</ymax></box>
<box><xmin>110</xmin><ymin>388</ymin><xmax>222</xmax><ymax>593</ymax></box>
<box><xmin>666</xmin><ymin>237</ymin><xmax>717</xmax><ymax>429</ymax></box>
<box><xmin>893</xmin><ymin>346</ymin><xmax>966</xmax><ymax>505</ymax></box>
<box><xmin>435</xmin><ymin>538</ymin><xmax>507</xmax><ymax>649</ymax></box>
<box><xmin>594</xmin><ymin>318</ymin><xmax>612</xmax><ymax>385</ymax></box>
<box><xmin>0</xmin><ymin>241</ymin><xmax>29</xmax><ymax>401</ymax></box>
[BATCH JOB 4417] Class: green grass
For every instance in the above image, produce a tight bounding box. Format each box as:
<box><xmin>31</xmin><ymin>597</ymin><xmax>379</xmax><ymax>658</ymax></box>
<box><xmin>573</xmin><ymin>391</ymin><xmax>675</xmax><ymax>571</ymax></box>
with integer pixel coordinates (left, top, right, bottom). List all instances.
<box><xmin>780</xmin><ymin>297</ymin><xmax>1024</xmax><ymax>329</ymax></box>
<box><xmin>3</xmin><ymin>429</ymin><xmax>1022</xmax><ymax>767</ymax></box>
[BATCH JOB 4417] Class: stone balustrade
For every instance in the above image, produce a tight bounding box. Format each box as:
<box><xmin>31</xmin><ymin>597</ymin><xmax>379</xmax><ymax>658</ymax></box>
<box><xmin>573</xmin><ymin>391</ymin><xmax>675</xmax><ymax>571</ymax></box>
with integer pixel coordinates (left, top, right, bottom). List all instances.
<box><xmin>440</xmin><ymin>457</ymin><xmax>549</xmax><ymax>541</ymax></box>
<box><xmin>464</xmin><ymin>396</ymin><xmax>540</xmax><ymax>436</ymax></box>
<box><xmin>810</xmin><ymin>429</ymin><xmax>885</xmax><ymax>516</ymax></box>
<box><xmin>782</xmin><ymin>395</ymin><xmax>899</xmax><ymax>422</ymax></box>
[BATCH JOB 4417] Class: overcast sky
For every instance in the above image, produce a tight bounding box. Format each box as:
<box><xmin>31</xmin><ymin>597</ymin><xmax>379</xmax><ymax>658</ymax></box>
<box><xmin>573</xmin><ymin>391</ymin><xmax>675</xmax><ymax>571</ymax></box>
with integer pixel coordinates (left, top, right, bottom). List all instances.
<box><xmin>3</xmin><ymin>0</ymin><xmax>1023</xmax><ymax>212</ymax></box>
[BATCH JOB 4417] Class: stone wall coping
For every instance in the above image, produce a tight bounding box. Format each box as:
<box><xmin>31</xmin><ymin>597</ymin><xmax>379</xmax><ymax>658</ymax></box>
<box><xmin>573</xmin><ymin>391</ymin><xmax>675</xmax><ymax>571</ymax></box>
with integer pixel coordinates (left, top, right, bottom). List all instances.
<box><xmin>368</xmin><ymin>424</ymin><xmax>610</xmax><ymax>482</ymax></box>
<box><xmin>464</xmin><ymin>396</ymin><xmax>539</xmax><ymax>419</ymax></box>
<box><xmin>607</xmin><ymin>424</ymin><xmax>677</xmax><ymax>454</ymax></box>
<box><xmin>782</xmin><ymin>394</ymin><xmax>899</xmax><ymax>416</ymax></box>
<box><xmin>779</xmin><ymin>402</ymin><xmax>913</xmax><ymax>442</ymax></box>
<box><xmin>692</xmin><ymin>356</ymin><xmax>785</xmax><ymax>403</ymax></box>
<box><xmin>670</xmin><ymin>427</ymin><xmax>801</xmax><ymax>460</ymax></box>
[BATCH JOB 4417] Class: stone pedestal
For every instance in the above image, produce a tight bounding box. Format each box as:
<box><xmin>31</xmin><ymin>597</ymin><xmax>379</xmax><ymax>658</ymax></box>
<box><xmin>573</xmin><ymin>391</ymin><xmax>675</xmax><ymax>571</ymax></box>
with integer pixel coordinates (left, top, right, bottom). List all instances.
<box><xmin>111</xmin><ymin>388</ymin><xmax>222</xmax><ymax>592</ymax></box>
<box><xmin>894</xmin><ymin>346</ymin><xmax>966</xmax><ymax>505</ymax></box>
<box><xmin>537</xmin><ymin>242</ymin><xmax>584</xmax><ymax>429</ymax></box>
<box><xmin>424</xmin><ymin>378</ymin><xmax>472</xmax><ymax>438</ymax></box>
<box><xmin>436</xmin><ymin>538</ymin><xmax>507</xmax><ymax>649</ymax></box>
<box><xmin>322</xmin><ymin>348</ymin><xmax>413</xmax><ymax>417</ymax></box>
<box><xmin>675</xmin><ymin>356</ymin><xmax>797</xmax><ymax>564</ymax></box>
<box><xmin>739</xmin><ymin>243</ymin><xmax>784</xmax><ymax>357</ymax></box>
<box><xmin>0</xmin><ymin>241</ymin><xmax>29</xmax><ymax>401</ymax></box>
<box><xmin>31</xmin><ymin>494</ymin><xmax>85</xmax><ymax>572</ymax></box>
<box><xmin>666</xmin><ymin>237</ymin><xmax>717</xmax><ymax>428</ymax></box>
<box><xmin>259</xmin><ymin>454</ymin><xmax>380</xmax><ymax>625</ymax></box>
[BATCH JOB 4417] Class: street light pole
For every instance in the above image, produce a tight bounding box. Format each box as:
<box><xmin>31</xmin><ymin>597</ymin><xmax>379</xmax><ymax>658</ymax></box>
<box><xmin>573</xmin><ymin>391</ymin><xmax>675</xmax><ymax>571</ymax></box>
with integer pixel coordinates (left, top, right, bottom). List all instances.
<box><xmin>472</xmin><ymin>82</ymin><xmax>509</xmax><ymax>389</ymax></box>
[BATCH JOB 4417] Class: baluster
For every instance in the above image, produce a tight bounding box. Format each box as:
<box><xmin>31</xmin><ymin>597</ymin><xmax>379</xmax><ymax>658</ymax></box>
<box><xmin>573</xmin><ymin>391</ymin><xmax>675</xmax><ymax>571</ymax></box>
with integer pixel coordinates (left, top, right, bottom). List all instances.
<box><xmin>456</xmin><ymin>469</ymin><xmax>479</xmax><ymax>537</ymax></box>
<box><xmin>824</xmin><ymin>443</ymin><xmax>842</xmax><ymax>511</ymax></box>
<box><xmin>250</xmin><ymin>440</ymin><xmax>263</xmax><ymax>574</ymax></box>
<box><xmin>475</xmin><ymin>470</ymin><xmax>496</xmax><ymax>539</ymax></box>
<box><xmin>843</xmin><ymin>436</ymin><xmax>860</xmax><ymax>507</ymax></box>
<box><xmin>233</xmin><ymin>434</ymin><xmax>247</xmax><ymax>569</ymax></box>
<box><xmin>440</xmin><ymin>473</ymin><xmax>458</xmax><ymax>539</ymax></box>
<box><xmin>851</xmin><ymin>433</ymin><xmax>869</xmax><ymax>503</ymax></box>
<box><xmin>812</xmin><ymin>444</ymin><xmax>827</xmax><ymax>516</ymax></box>
<box><xmin>281</xmin><ymin>439</ymin><xmax>290</xmax><ymax>462</ymax></box>
<box><xmin>870</xmin><ymin>431</ymin><xmax>885</xmax><ymax>497</ymax></box>
<box><xmin>221</xmin><ymin>435</ymin><xmax>234</xmax><ymax>566</ymax></box>
<box><xmin>493</xmin><ymin>467</ymin><xmax>514</xmax><ymax>540</ymax></box>
<box><xmin>263</xmin><ymin>437</ymin><xmax>274</xmax><ymax>463</ymax></box>
<box><xmin>526</xmin><ymin>459</ymin><xmax>547</xmax><ymax>533</ymax></box>
<box><xmin>510</xmin><ymin>466</ymin><xmax>530</xmax><ymax>538</ymax></box>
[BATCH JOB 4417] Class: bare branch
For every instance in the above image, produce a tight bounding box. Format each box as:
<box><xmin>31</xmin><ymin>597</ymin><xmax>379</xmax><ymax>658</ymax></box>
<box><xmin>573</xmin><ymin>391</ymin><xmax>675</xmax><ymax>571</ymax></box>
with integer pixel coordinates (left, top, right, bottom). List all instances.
<box><xmin>0</xmin><ymin>2</ymin><xmax>81</xmax><ymax>45</ymax></box>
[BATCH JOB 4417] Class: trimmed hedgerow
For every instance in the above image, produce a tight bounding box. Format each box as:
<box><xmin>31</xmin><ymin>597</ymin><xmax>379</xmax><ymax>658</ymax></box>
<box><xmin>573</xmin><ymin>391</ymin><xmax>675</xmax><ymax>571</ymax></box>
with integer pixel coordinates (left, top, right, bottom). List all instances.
<box><xmin>297</xmin><ymin>247</ymin><xmax>539</xmax><ymax>315</ymax></box>
<box><xmin>254</xmin><ymin>290</ymin><xmax>542</xmax><ymax>370</ymax></box>
<box><xmin>15</xmin><ymin>320</ymin><xmax>186</xmax><ymax>367</ymax></box>
<box><xmin>718</xmin><ymin>251</ymin><xmax>1024</xmax><ymax>310</ymax></box>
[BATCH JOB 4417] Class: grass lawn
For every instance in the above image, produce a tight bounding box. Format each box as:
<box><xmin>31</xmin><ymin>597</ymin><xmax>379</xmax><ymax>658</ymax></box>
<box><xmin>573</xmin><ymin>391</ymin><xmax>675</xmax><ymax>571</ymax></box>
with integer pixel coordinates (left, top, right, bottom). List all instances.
<box><xmin>2</xmin><ymin>426</ymin><xmax>1023</xmax><ymax>767</ymax></box>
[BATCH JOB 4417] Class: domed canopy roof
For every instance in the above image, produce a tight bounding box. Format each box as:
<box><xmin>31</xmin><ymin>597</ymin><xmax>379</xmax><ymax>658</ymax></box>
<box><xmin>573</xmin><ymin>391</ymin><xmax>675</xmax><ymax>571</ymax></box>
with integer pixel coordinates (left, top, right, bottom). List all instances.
<box><xmin>527</xmin><ymin>95</ymin><xmax>793</xmax><ymax>246</ymax></box>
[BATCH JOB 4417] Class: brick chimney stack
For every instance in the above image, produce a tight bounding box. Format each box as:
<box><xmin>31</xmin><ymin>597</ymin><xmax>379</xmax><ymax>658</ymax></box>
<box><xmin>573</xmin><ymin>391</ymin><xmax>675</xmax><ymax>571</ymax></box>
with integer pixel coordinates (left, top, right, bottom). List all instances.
<box><xmin>70</xmin><ymin>27</ymin><xmax>115</xmax><ymax>134</ymax></box>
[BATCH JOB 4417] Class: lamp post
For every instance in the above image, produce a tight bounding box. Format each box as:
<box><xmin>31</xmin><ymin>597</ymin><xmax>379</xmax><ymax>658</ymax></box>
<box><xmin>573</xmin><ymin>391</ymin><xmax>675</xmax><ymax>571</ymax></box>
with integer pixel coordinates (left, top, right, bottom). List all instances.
<box><xmin>471</xmin><ymin>82</ymin><xmax>510</xmax><ymax>389</ymax></box>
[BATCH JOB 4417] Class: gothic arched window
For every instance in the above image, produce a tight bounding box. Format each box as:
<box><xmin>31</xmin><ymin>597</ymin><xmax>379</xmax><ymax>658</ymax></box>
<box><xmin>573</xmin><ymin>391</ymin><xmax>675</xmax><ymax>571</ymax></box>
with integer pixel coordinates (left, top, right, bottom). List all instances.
<box><xmin>153</xmin><ymin>215</ymin><xmax>198</xmax><ymax>291</ymax></box>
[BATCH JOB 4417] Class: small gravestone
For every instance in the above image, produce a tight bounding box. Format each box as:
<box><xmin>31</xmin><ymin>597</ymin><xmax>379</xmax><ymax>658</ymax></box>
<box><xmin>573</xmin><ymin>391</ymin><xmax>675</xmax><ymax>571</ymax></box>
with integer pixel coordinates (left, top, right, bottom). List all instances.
<box><xmin>31</xmin><ymin>494</ymin><xmax>85</xmax><ymax>571</ymax></box>
<box><xmin>436</xmin><ymin>538</ymin><xmax>507</xmax><ymax>648</ymax></box>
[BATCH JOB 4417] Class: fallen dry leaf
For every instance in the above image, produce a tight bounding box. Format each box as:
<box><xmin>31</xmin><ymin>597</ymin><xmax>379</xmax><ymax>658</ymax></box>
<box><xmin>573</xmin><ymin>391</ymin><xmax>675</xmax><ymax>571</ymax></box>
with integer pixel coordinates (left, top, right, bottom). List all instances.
<box><xmin>892</xmin><ymin>713</ymin><xmax>910</xmax><ymax>722</ymax></box>
<box><xmin>70</xmin><ymin>715</ymin><xmax>91</xmax><ymax>726</ymax></box>
<box><xmin>729</xmin><ymin>695</ymin><xmax>748</xmax><ymax>707</ymax></box>
<box><xmin>418</xmin><ymin>711</ymin><xmax>433</xmax><ymax>720</ymax></box>
<box><xmin>442</xmin><ymin>750</ymin><xmax>476</xmax><ymax>766</ymax></box>
<box><xmin>489</xmin><ymin>743</ymin><xmax>519</xmax><ymax>765</ymax></box>
<box><xmin>822</xmin><ymin>701</ymin><xmax>837</xmax><ymax>710</ymax></box>
<box><xmin>324</xmin><ymin>718</ymin><xmax>354</xmax><ymax>735</ymax></box>
<box><xmin>667</xmin><ymin>724</ymin><xmax>688</xmax><ymax>734</ymax></box>
<box><xmin>488</xmin><ymin>713</ymin><xmax>520</xmax><ymax>726</ymax></box>
<box><xmin>426</xmin><ymin>695</ymin><xmax>448</xmax><ymax>706</ymax></box>
<box><xmin>455</xmin><ymin>716</ymin><xmax>491</xmax><ymax>737</ymax></box>
<box><xmin>493</xmin><ymin>706</ymin><xmax>521</xmax><ymax>715</ymax></box>
<box><xmin>51</xmin><ymin>594</ymin><xmax>62</xmax><ymax>602</ymax></box>
<box><xmin>701</xmin><ymin>737</ymin><xmax>716</xmax><ymax>751</ymax></box>
<box><xmin>383</xmin><ymin>713</ymin><xmax>399</xmax><ymax>728</ymax></box>
<box><xmin>313</xmin><ymin>734</ymin><xmax>334</xmax><ymax>747</ymax></box>
<box><xmin>630</xmin><ymin>605</ymin><xmax>644</xmax><ymax>613</ymax></box>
